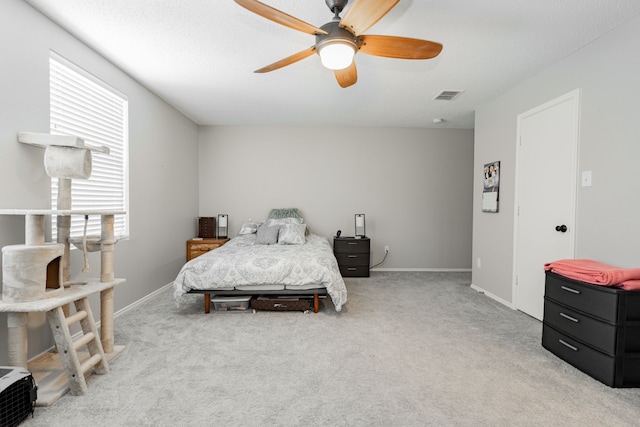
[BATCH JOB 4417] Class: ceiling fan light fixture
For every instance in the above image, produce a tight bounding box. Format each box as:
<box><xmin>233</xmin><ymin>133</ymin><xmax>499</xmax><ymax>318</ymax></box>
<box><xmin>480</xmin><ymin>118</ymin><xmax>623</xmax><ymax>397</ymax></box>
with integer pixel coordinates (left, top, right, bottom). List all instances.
<box><xmin>318</xmin><ymin>41</ymin><xmax>356</xmax><ymax>70</ymax></box>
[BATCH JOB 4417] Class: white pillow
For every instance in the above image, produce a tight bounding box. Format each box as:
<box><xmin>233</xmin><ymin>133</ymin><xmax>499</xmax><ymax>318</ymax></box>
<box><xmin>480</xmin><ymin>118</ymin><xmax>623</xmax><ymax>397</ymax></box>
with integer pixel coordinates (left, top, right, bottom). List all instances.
<box><xmin>238</xmin><ymin>219</ymin><xmax>258</xmax><ymax>235</ymax></box>
<box><xmin>278</xmin><ymin>223</ymin><xmax>307</xmax><ymax>245</ymax></box>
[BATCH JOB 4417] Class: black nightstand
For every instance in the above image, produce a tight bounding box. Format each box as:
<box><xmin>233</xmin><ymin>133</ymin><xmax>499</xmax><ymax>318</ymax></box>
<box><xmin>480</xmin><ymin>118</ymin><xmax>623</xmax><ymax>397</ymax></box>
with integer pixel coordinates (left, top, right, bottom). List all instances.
<box><xmin>333</xmin><ymin>237</ymin><xmax>370</xmax><ymax>277</ymax></box>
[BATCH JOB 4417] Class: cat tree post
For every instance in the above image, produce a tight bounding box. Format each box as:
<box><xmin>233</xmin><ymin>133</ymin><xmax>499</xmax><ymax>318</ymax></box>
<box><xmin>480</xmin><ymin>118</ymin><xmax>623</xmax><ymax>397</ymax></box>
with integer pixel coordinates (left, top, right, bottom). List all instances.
<box><xmin>7</xmin><ymin>312</ymin><xmax>28</xmax><ymax>368</ymax></box>
<box><xmin>57</xmin><ymin>178</ymin><xmax>72</xmax><ymax>284</ymax></box>
<box><xmin>100</xmin><ymin>214</ymin><xmax>115</xmax><ymax>353</ymax></box>
<box><xmin>25</xmin><ymin>214</ymin><xmax>45</xmax><ymax>246</ymax></box>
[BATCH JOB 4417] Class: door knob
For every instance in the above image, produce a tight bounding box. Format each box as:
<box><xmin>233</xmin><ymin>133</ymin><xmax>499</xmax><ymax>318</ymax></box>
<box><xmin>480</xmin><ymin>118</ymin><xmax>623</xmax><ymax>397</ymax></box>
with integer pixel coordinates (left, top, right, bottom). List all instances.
<box><xmin>555</xmin><ymin>225</ymin><xmax>568</xmax><ymax>233</ymax></box>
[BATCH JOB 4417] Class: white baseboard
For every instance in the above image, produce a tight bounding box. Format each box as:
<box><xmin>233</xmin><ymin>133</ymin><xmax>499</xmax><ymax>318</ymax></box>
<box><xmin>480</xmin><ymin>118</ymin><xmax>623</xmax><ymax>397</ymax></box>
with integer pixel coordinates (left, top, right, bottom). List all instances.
<box><xmin>371</xmin><ymin>268</ymin><xmax>472</xmax><ymax>272</ymax></box>
<box><xmin>470</xmin><ymin>283</ymin><xmax>515</xmax><ymax>309</ymax></box>
<box><xmin>113</xmin><ymin>282</ymin><xmax>173</xmax><ymax>319</ymax></box>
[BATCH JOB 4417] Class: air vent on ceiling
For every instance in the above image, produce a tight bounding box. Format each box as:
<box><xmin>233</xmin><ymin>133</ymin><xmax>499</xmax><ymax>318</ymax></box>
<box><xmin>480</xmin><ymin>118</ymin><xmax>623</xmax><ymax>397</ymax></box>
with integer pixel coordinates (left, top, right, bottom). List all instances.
<box><xmin>434</xmin><ymin>91</ymin><xmax>464</xmax><ymax>101</ymax></box>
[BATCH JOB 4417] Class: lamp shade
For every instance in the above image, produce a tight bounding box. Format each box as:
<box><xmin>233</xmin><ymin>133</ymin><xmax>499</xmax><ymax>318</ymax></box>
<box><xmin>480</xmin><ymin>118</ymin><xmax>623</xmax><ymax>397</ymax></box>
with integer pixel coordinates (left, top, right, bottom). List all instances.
<box><xmin>217</xmin><ymin>214</ymin><xmax>228</xmax><ymax>238</ymax></box>
<box><xmin>355</xmin><ymin>214</ymin><xmax>365</xmax><ymax>237</ymax></box>
<box><xmin>318</xmin><ymin>41</ymin><xmax>355</xmax><ymax>70</ymax></box>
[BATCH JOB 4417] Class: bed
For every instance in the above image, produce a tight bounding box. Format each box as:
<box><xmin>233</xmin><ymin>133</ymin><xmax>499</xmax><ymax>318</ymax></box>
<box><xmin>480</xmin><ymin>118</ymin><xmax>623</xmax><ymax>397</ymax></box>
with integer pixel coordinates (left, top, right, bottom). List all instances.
<box><xmin>173</xmin><ymin>211</ymin><xmax>347</xmax><ymax>313</ymax></box>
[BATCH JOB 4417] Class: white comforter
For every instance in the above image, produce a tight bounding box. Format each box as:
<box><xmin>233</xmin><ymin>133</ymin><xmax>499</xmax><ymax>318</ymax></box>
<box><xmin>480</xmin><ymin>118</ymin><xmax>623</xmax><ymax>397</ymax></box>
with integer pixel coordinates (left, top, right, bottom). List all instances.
<box><xmin>173</xmin><ymin>233</ymin><xmax>347</xmax><ymax>311</ymax></box>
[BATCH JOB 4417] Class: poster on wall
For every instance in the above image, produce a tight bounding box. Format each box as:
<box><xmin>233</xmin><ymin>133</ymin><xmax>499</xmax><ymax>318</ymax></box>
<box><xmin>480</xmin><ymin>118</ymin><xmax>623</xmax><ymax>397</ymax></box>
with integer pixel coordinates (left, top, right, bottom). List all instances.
<box><xmin>482</xmin><ymin>161</ymin><xmax>500</xmax><ymax>212</ymax></box>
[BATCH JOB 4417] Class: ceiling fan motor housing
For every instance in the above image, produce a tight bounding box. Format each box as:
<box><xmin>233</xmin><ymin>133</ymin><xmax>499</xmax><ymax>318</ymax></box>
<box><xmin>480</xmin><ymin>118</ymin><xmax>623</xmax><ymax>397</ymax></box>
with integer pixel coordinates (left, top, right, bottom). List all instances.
<box><xmin>315</xmin><ymin>20</ymin><xmax>358</xmax><ymax>53</ymax></box>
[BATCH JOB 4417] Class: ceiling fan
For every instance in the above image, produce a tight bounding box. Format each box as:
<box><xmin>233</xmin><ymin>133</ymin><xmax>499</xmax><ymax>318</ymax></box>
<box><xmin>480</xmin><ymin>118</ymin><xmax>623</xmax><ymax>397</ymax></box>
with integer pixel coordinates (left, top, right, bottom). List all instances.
<box><xmin>234</xmin><ymin>0</ymin><xmax>443</xmax><ymax>88</ymax></box>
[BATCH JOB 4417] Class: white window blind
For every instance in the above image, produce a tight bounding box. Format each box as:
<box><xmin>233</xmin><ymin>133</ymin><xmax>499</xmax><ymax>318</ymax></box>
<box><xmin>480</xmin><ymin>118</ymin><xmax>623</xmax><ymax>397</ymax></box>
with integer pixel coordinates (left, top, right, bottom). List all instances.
<box><xmin>50</xmin><ymin>52</ymin><xmax>129</xmax><ymax>239</ymax></box>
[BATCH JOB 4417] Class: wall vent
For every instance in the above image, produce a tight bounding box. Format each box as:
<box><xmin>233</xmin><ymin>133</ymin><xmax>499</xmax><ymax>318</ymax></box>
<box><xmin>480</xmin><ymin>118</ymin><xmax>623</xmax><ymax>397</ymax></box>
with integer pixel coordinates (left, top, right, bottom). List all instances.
<box><xmin>434</xmin><ymin>90</ymin><xmax>463</xmax><ymax>101</ymax></box>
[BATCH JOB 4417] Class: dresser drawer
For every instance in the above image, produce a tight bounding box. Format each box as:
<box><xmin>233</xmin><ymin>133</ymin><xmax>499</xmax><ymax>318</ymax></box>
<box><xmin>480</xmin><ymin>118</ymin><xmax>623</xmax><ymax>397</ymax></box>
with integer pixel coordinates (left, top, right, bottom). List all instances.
<box><xmin>339</xmin><ymin>265</ymin><xmax>370</xmax><ymax>277</ymax></box>
<box><xmin>543</xmin><ymin>324</ymin><xmax>640</xmax><ymax>387</ymax></box>
<box><xmin>190</xmin><ymin>249</ymin><xmax>216</xmax><ymax>259</ymax></box>
<box><xmin>333</xmin><ymin>238</ymin><xmax>370</xmax><ymax>254</ymax></box>
<box><xmin>190</xmin><ymin>242</ymin><xmax>223</xmax><ymax>252</ymax></box>
<box><xmin>545</xmin><ymin>272</ymin><xmax>619</xmax><ymax>322</ymax></box>
<box><xmin>543</xmin><ymin>298</ymin><xmax>617</xmax><ymax>355</ymax></box>
<box><xmin>542</xmin><ymin>324</ymin><xmax>617</xmax><ymax>386</ymax></box>
<box><xmin>335</xmin><ymin>253</ymin><xmax>369</xmax><ymax>266</ymax></box>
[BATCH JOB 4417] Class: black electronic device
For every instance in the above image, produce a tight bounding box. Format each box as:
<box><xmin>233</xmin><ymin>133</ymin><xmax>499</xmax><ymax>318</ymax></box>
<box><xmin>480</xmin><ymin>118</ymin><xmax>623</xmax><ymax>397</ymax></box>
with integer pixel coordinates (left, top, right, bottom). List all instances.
<box><xmin>336</xmin><ymin>230</ymin><xmax>341</xmax><ymax>237</ymax></box>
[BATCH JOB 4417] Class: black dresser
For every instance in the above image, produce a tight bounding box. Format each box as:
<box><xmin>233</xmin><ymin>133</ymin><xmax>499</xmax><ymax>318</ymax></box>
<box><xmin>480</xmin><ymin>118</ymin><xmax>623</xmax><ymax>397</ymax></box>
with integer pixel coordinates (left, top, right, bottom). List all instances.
<box><xmin>542</xmin><ymin>271</ymin><xmax>640</xmax><ymax>387</ymax></box>
<box><xmin>333</xmin><ymin>237</ymin><xmax>370</xmax><ymax>277</ymax></box>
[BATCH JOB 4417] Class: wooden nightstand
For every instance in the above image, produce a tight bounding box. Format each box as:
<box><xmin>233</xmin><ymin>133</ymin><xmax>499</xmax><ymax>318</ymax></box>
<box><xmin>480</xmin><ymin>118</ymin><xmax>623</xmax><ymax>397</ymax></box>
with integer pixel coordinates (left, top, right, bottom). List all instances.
<box><xmin>333</xmin><ymin>237</ymin><xmax>370</xmax><ymax>277</ymax></box>
<box><xmin>186</xmin><ymin>238</ymin><xmax>230</xmax><ymax>261</ymax></box>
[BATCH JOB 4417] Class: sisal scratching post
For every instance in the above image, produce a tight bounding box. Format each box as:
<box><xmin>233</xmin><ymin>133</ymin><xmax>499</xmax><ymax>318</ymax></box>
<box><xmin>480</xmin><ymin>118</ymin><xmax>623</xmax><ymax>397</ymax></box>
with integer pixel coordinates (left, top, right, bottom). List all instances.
<box><xmin>100</xmin><ymin>214</ymin><xmax>115</xmax><ymax>353</ymax></box>
<box><xmin>57</xmin><ymin>177</ymin><xmax>72</xmax><ymax>284</ymax></box>
<box><xmin>7</xmin><ymin>313</ymin><xmax>28</xmax><ymax>368</ymax></box>
<box><xmin>57</xmin><ymin>178</ymin><xmax>72</xmax><ymax>317</ymax></box>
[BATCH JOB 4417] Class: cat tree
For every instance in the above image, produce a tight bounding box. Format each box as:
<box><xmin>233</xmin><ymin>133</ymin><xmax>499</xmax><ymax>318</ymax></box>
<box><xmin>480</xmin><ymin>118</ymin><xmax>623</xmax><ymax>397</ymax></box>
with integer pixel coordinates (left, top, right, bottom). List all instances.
<box><xmin>0</xmin><ymin>132</ymin><xmax>126</xmax><ymax>405</ymax></box>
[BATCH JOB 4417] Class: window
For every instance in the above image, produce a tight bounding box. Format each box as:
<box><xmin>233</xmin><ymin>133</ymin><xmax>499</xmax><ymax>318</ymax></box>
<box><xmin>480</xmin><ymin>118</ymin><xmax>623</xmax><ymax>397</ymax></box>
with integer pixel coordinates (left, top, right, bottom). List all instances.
<box><xmin>49</xmin><ymin>52</ymin><xmax>129</xmax><ymax>239</ymax></box>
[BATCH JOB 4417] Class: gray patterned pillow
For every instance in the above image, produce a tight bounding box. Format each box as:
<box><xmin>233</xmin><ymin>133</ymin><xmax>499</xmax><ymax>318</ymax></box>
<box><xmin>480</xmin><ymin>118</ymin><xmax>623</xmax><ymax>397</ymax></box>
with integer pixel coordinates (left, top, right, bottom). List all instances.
<box><xmin>267</xmin><ymin>208</ymin><xmax>302</xmax><ymax>219</ymax></box>
<box><xmin>278</xmin><ymin>223</ymin><xmax>306</xmax><ymax>245</ymax></box>
<box><xmin>256</xmin><ymin>224</ymin><xmax>280</xmax><ymax>245</ymax></box>
<box><xmin>263</xmin><ymin>217</ymin><xmax>303</xmax><ymax>227</ymax></box>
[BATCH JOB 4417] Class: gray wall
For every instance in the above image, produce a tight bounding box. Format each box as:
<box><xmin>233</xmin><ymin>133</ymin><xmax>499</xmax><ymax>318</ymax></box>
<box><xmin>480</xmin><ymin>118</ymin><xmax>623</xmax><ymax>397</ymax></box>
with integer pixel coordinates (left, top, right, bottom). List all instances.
<box><xmin>199</xmin><ymin>126</ymin><xmax>474</xmax><ymax>269</ymax></box>
<box><xmin>0</xmin><ymin>1</ymin><xmax>199</xmax><ymax>364</ymax></box>
<box><xmin>472</xmin><ymin>14</ymin><xmax>640</xmax><ymax>304</ymax></box>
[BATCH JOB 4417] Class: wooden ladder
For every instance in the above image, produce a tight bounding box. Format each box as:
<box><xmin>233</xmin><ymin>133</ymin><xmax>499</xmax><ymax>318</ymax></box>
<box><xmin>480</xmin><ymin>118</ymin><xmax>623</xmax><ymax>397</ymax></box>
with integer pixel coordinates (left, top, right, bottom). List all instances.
<box><xmin>46</xmin><ymin>296</ymin><xmax>109</xmax><ymax>395</ymax></box>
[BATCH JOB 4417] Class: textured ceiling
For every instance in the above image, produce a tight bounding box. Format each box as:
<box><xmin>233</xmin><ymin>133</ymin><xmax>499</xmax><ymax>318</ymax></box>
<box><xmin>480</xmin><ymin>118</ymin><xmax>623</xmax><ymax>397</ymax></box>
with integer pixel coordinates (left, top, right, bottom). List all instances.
<box><xmin>24</xmin><ymin>0</ymin><xmax>640</xmax><ymax>128</ymax></box>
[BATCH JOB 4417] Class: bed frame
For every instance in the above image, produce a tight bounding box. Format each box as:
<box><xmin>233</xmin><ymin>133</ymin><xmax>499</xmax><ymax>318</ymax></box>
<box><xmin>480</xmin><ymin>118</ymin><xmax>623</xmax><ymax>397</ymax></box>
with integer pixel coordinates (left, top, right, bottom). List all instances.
<box><xmin>188</xmin><ymin>288</ymin><xmax>328</xmax><ymax>314</ymax></box>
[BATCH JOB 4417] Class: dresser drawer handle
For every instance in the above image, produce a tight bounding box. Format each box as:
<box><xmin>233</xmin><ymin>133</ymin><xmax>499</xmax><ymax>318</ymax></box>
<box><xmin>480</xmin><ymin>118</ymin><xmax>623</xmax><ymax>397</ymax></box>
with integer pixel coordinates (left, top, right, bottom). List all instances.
<box><xmin>347</xmin><ymin>255</ymin><xmax>358</xmax><ymax>258</ymax></box>
<box><xmin>347</xmin><ymin>242</ymin><xmax>358</xmax><ymax>245</ymax></box>
<box><xmin>558</xmin><ymin>339</ymin><xmax>578</xmax><ymax>351</ymax></box>
<box><xmin>560</xmin><ymin>286</ymin><xmax>581</xmax><ymax>295</ymax></box>
<box><xmin>560</xmin><ymin>312</ymin><xmax>579</xmax><ymax>323</ymax></box>
<box><xmin>347</xmin><ymin>267</ymin><xmax>357</xmax><ymax>271</ymax></box>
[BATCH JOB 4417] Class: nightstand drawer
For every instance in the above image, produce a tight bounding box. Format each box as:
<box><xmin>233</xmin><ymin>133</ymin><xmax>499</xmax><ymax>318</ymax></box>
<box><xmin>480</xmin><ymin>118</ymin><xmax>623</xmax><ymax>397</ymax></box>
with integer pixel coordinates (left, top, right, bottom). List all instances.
<box><xmin>190</xmin><ymin>248</ymin><xmax>216</xmax><ymax>259</ymax></box>
<box><xmin>187</xmin><ymin>238</ymin><xmax>229</xmax><ymax>261</ymax></box>
<box><xmin>333</xmin><ymin>238</ymin><xmax>370</xmax><ymax>253</ymax></box>
<box><xmin>190</xmin><ymin>242</ymin><xmax>223</xmax><ymax>252</ymax></box>
<box><xmin>339</xmin><ymin>265</ymin><xmax>370</xmax><ymax>277</ymax></box>
<box><xmin>335</xmin><ymin>253</ymin><xmax>369</xmax><ymax>266</ymax></box>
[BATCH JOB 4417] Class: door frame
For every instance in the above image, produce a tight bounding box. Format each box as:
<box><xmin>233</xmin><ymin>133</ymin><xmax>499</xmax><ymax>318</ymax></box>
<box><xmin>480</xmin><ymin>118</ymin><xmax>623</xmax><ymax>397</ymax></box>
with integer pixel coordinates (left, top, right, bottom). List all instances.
<box><xmin>512</xmin><ymin>89</ymin><xmax>581</xmax><ymax>312</ymax></box>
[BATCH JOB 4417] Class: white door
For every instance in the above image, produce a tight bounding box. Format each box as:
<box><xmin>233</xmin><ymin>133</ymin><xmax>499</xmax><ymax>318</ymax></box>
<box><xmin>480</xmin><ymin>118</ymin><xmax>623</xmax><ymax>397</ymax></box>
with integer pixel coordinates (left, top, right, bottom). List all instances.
<box><xmin>514</xmin><ymin>90</ymin><xmax>580</xmax><ymax>320</ymax></box>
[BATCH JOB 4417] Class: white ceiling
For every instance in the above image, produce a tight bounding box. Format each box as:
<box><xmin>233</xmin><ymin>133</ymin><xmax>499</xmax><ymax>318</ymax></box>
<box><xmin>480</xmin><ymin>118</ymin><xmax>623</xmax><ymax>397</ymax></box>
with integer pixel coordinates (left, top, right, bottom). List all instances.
<box><xmin>24</xmin><ymin>0</ymin><xmax>640</xmax><ymax>129</ymax></box>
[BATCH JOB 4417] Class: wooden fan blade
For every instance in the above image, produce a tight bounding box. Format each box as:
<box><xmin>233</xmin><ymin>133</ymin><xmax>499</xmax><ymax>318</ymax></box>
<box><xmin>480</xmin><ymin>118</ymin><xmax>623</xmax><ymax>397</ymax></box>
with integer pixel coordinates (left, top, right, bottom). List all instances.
<box><xmin>235</xmin><ymin>0</ymin><xmax>327</xmax><ymax>35</ymax></box>
<box><xmin>340</xmin><ymin>0</ymin><xmax>399</xmax><ymax>35</ymax></box>
<box><xmin>254</xmin><ymin>46</ymin><xmax>317</xmax><ymax>73</ymax></box>
<box><xmin>334</xmin><ymin>61</ymin><xmax>358</xmax><ymax>88</ymax></box>
<box><xmin>359</xmin><ymin>35</ymin><xmax>443</xmax><ymax>59</ymax></box>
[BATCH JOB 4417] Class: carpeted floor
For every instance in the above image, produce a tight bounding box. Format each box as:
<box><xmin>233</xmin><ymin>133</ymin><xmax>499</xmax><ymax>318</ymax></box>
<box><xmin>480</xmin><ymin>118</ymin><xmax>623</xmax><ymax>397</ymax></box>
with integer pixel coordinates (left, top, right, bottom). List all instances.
<box><xmin>22</xmin><ymin>272</ymin><xmax>640</xmax><ymax>426</ymax></box>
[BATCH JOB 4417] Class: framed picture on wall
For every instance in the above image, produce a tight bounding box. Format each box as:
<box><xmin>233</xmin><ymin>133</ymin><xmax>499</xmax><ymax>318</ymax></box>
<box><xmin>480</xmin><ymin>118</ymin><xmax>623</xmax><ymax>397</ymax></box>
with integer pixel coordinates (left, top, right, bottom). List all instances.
<box><xmin>482</xmin><ymin>161</ymin><xmax>500</xmax><ymax>212</ymax></box>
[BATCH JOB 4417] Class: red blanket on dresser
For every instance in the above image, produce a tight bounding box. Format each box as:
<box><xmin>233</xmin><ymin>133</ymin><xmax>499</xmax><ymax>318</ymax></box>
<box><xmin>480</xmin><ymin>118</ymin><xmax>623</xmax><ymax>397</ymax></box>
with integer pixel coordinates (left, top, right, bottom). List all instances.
<box><xmin>544</xmin><ymin>259</ymin><xmax>640</xmax><ymax>291</ymax></box>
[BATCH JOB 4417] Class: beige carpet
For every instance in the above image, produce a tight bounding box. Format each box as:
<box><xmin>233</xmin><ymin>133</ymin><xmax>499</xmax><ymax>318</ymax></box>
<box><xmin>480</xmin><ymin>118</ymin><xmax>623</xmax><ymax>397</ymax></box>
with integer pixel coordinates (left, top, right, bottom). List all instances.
<box><xmin>22</xmin><ymin>272</ymin><xmax>640</xmax><ymax>426</ymax></box>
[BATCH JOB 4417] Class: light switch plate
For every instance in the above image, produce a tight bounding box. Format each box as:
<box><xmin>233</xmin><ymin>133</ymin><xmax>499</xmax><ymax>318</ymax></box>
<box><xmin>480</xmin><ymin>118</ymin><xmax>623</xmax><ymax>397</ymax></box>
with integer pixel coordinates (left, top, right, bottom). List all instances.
<box><xmin>581</xmin><ymin>171</ymin><xmax>592</xmax><ymax>187</ymax></box>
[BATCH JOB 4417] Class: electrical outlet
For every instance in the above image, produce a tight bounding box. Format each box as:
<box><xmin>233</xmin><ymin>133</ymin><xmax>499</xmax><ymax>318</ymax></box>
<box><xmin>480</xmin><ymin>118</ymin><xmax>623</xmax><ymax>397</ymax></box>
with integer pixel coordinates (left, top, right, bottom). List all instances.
<box><xmin>384</xmin><ymin>245</ymin><xmax>390</xmax><ymax>254</ymax></box>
